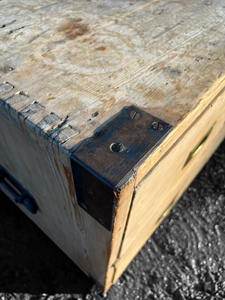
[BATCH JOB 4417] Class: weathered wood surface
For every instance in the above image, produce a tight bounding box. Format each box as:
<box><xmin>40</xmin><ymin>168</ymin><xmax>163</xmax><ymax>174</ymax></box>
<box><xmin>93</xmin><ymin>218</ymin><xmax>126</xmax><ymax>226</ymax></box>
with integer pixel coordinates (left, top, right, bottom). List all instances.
<box><xmin>113</xmin><ymin>89</ymin><xmax>225</xmax><ymax>284</ymax></box>
<box><xmin>1</xmin><ymin>0</ymin><xmax>225</xmax><ymax>169</ymax></box>
<box><xmin>1</xmin><ymin>0</ymin><xmax>225</xmax><ymax>292</ymax></box>
<box><xmin>0</xmin><ymin>115</ymin><xmax>111</xmax><ymax>288</ymax></box>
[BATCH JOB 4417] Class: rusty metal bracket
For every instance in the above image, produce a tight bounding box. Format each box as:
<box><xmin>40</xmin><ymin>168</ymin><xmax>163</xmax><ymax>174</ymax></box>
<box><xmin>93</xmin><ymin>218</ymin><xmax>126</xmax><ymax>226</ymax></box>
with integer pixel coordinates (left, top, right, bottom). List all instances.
<box><xmin>71</xmin><ymin>106</ymin><xmax>172</xmax><ymax>231</ymax></box>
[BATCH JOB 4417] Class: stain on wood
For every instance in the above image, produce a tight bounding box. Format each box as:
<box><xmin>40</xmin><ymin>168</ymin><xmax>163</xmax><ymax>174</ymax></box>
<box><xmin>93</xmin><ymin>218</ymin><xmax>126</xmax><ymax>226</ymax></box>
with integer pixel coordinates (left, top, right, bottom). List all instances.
<box><xmin>96</xmin><ymin>46</ymin><xmax>106</xmax><ymax>51</ymax></box>
<box><xmin>60</xmin><ymin>18</ymin><xmax>89</xmax><ymax>40</ymax></box>
<box><xmin>62</xmin><ymin>164</ymin><xmax>75</xmax><ymax>198</ymax></box>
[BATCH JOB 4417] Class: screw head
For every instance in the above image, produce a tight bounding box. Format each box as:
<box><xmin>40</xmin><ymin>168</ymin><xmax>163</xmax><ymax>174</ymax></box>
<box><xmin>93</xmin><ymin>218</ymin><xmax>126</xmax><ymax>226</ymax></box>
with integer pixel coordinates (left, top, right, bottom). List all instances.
<box><xmin>85</xmin><ymin>188</ymin><xmax>96</xmax><ymax>200</ymax></box>
<box><xmin>86</xmin><ymin>188</ymin><xmax>94</xmax><ymax>196</ymax></box>
<box><xmin>152</xmin><ymin>122</ymin><xmax>164</xmax><ymax>131</ymax></box>
<box><xmin>130</xmin><ymin>111</ymin><xmax>141</xmax><ymax>120</ymax></box>
<box><xmin>110</xmin><ymin>142</ymin><xmax>125</xmax><ymax>152</ymax></box>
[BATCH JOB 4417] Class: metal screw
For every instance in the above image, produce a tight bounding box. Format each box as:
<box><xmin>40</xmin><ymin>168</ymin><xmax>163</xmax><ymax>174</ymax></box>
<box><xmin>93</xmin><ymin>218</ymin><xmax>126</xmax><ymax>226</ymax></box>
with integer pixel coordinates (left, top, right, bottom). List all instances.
<box><xmin>86</xmin><ymin>188</ymin><xmax>95</xmax><ymax>196</ymax></box>
<box><xmin>98</xmin><ymin>218</ymin><xmax>106</xmax><ymax>226</ymax></box>
<box><xmin>152</xmin><ymin>122</ymin><xmax>164</xmax><ymax>131</ymax></box>
<box><xmin>92</xmin><ymin>111</ymin><xmax>98</xmax><ymax>117</ymax></box>
<box><xmin>80</xmin><ymin>202</ymin><xmax>88</xmax><ymax>210</ymax></box>
<box><xmin>130</xmin><ymin>111</ymin><xmax>141</xmax><ymax>120</ymax></box>
<box><xmin>110</xmin><ymin>142</ymin><xmax>125</xmax><ymax>152</ymax></box>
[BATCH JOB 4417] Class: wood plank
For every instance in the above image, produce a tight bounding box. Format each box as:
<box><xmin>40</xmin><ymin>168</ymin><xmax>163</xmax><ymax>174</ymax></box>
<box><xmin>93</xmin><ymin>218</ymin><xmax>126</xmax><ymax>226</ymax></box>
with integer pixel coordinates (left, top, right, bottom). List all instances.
<box><xmin>1</xmin><ymin>0</ymin><xmax>225</xmax><ymax>173</ymax></box>
<box><xmin>104</xmin><ymin>174</ymin><xmax>136</xmax><ymax>291</ymax></box>
<box><xmin>113</xmin><ymin>109</ymin><xmax>225</xmax><ymax>285</ymax></box>
<box><xmin>0</xmin><ymin>115</ymin><xmax>111</xmax><ymax>286</ymax></box>
<box><xmin>1</xmin><ymin>0</ymin><xmax>225</xmax><ymax>291</ymax></box>
<box><xmin>118</xmin><ymin>88</ymin><xmax>225</xmax><ymax>260</ymax></box>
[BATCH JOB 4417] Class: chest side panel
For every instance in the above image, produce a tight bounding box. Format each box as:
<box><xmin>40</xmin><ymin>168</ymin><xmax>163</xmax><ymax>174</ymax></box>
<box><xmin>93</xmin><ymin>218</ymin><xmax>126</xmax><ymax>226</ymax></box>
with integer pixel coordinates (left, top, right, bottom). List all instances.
<box><xmin>0</xmin><ymin>115</ymin><xmax>111</xmax><ymax>287</ymax></box>
<box><xmin>112</xmin><ymin>88</ymin><xmax>225</xmax><ymax>283</ymax></box>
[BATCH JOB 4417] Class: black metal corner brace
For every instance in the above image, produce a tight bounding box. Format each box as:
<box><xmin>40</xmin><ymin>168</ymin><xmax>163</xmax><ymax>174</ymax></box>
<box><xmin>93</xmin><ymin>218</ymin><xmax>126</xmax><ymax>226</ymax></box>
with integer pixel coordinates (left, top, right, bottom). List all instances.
<box><xmin>71</xmin><ymin>106</ymin><xmax>173</xmax><ymax>231</ymax></box>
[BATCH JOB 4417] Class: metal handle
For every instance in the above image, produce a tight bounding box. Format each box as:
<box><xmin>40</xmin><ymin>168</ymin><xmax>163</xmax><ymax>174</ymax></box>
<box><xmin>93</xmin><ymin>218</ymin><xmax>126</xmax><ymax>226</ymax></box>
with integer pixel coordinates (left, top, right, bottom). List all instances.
<box><xmin>0</xmin><ymin>167</ymin><xmax>38</xmax><ymax>214</ymax></box>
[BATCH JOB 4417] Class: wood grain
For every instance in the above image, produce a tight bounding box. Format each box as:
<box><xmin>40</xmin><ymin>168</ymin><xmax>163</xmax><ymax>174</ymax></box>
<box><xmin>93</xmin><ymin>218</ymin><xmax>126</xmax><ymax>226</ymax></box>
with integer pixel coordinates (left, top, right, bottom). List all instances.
<box><xmin>113</xmin><ymin>89</ymin><xmax>225</xmax><ymax>282</ymax></box>
<box><xmin>0</xmin><ymin>115</ymin><xmax>111</xmax><ymax>287</ymax></box>
<box><xmin>1</xmin><ymin>0</ymin><xmax>225</xmax><ymax>172</ymax></box>
<box><xmin>113</xmin><ymin>122</ymin><xmax>225</xmax><ymax>284</ymax></box>
<box><xmin>1</xmin><ymin>0</ymin><xmax>225</xmax><ymax>291</ymax></box>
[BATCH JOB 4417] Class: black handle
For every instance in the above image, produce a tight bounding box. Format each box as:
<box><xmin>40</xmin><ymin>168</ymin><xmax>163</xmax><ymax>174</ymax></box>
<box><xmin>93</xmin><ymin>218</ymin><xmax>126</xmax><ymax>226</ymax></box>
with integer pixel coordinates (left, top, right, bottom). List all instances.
<box><xmin>0</xmin><ymin>166</ymin><xmax>38</xmax><ymax>214</ymax></box>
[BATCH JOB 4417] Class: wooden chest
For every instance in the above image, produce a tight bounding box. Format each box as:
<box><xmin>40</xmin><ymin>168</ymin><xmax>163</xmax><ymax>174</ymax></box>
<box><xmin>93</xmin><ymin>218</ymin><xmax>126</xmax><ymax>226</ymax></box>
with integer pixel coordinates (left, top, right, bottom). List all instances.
<box><xmin>0</xmin><ymin>0</ymin><xmax>225</xmax><ymax>292</ymax></box>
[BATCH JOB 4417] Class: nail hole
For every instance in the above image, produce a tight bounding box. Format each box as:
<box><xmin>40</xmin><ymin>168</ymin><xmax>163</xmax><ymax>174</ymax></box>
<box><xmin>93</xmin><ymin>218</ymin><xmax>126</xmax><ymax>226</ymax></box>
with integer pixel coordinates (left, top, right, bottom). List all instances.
<box><xmin>110</xmin><ymin>142</ymin><xmax>124</xmax><ymax>152</ymax></box>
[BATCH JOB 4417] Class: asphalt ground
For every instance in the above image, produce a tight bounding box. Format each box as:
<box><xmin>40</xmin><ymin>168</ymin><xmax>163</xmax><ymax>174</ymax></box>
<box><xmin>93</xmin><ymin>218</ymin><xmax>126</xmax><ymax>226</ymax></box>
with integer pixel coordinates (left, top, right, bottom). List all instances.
<box><xmin>0</xmin><ymin>138</ymin><xmax>225</xmax><ymax>300</ymax></box>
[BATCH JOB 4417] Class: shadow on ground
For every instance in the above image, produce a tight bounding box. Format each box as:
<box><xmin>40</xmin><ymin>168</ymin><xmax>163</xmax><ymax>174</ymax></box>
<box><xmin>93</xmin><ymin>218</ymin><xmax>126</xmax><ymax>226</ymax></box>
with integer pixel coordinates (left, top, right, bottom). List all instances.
<box><xmin>0</xmin><ymin>139</ymin><xmax>225</xmax><ymax>300</ymax></box>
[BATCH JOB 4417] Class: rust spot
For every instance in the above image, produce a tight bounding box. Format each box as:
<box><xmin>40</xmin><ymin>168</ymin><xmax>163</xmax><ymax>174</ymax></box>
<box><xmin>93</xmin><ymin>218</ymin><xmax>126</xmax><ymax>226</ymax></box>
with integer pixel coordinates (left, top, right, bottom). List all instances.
<box><xmin>2</xmin><ymin>65</ymin><xmax>14</xmax><ymax>74</ymax></box>
<box><xmin>96</xmin><ymin>46</ymin><xmax>106</xmax><ymax>51</ymax></box>
<box><xmin>54</xmin><ymin>157</ymin><xmax>75</xmax><ymax>198</ymax></box>
<box><xmin>63</xmin><ymin>165</ymin><xmax>75</xmax><ymax>198</ymax></box>
<box><xmin>60</xmin><ymin>19</ymin><xmax>89</xmax><ymax>40</ymax></box>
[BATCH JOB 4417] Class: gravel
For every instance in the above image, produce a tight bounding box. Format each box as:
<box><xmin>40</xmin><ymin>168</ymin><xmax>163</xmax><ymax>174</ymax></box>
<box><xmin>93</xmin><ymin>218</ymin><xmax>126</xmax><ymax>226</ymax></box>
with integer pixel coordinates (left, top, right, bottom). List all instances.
<box><xmin>0</xmin><ymin>139</ymin><xmax>225</xmax><ymax>300</ymax></box>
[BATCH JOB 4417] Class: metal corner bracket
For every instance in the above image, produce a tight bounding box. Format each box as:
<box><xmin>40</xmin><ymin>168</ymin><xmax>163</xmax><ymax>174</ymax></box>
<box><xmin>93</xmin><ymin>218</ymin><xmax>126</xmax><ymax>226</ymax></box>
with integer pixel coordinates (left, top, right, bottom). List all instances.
<box><xmin>70</xmin><ymin>106</ymin><xmax>172</xmax><ymax>231</ymax></box>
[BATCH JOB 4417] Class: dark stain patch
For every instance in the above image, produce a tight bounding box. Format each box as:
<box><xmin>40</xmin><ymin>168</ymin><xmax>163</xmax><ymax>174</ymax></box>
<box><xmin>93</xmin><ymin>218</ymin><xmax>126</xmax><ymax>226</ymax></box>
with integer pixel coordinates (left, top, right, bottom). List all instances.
<box><xmin>195</xmin><ymin>56</ymin><xmax>204</xmax><ymax>62</ymax></box>
<box><xmin>60</xmin><ymin>19</ymin><xmax>89</xmax><ymax>40</ymax></box>
<box><xmin>2</xmin><ymin>65</ymin><xmax>14</xmax><ymax>74</ymax></box>
<box><xmin>96</xmin><ymin>46</ymin><xmax>106</xmax><ymax>51</ymax></box>
<box><xmin>166</xmin><ymin>68</ymin><xmax>182</xmax><ymax>77</ymax></box>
